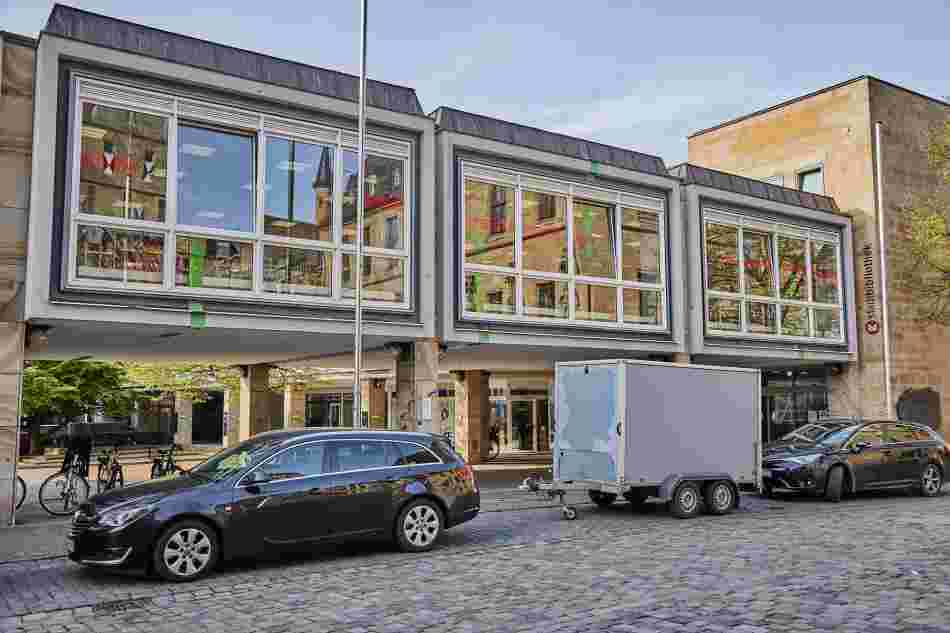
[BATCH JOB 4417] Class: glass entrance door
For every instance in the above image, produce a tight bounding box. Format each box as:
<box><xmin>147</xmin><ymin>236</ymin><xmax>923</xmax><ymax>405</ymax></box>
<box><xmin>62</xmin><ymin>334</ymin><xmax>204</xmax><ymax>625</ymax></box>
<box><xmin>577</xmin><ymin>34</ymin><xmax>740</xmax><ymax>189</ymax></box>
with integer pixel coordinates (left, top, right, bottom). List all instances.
<box><xmin>510</xmin><ymin>400</ymin><xmax>534</xmax><ymax>450</ymax></box>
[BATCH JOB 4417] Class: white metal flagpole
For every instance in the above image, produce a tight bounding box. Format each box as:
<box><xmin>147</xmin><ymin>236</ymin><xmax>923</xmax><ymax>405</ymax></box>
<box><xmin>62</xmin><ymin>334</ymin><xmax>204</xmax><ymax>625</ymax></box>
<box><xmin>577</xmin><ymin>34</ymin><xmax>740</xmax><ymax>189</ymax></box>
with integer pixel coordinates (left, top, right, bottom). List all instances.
<box><xmin>352</xmin><ymin>0</ymin><xmax>368</xmax><ymax>428</ymax></box>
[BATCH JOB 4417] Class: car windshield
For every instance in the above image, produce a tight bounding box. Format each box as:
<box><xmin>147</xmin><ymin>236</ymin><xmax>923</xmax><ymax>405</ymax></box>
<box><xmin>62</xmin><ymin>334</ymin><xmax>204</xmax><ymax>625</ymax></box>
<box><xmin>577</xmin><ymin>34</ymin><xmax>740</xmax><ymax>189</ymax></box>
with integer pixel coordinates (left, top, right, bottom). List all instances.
<box><xmin>190</xmin><ymin>436</ymin><xmax>286</xmax><ymax>481</ymax></box>
<box><xmin>815</xmin><ymin>425</ymin><xmax>860</xmax><ymax>449</ymax></box>
<box><xmin>781</xmin><ymin>424</ymin><xmax>824</xmax><ymax>441</ymax></box>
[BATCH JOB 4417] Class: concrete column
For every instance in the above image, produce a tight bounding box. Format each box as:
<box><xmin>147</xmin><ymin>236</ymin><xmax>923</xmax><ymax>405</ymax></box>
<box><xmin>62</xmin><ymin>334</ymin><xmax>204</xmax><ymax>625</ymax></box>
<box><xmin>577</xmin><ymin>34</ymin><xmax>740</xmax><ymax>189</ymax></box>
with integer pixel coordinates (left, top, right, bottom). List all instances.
<box><xmin>393</xmin><ymin>339</ymin><xmax>441</xmax><ymax>433</ymax></box>
<box><xmin>223</xmin><ymin>389</ymin><xmax>240</xmax><ymax>448</ymax></box>
<box><xmin>368</xmin><ymin>380</ymin><xmax>387</xmax><ymax>428</ymax></box>
<box><xmin>284</xmin><ymin>383</ymin><xmax>307</xmax><ymax>430</ymax></box>
<box><xmin>240</xmin><ymin>364</ymin><xmax>271</xmax><ymax>439</ymax></box>
<box><xmin>173</xmin><ymin>396</ymin><xmax>193</xmax><ymax>448</ymax></box>
<box><xmin>453</xmin><ymin>370</ymin><xmax>491</xmax><ymax>465</ymax></box>
<box><xmin>0</xmin><ymin>323</ymin><xmax>25</xmax><ymax>526</ymax></box>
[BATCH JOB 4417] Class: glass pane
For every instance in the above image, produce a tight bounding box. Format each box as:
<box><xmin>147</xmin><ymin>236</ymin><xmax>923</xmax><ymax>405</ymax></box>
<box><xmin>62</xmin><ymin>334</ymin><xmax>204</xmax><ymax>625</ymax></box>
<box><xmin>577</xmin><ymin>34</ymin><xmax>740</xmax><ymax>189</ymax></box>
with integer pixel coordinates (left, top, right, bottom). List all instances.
<box><xmin>464</xmin><ymin>272</ymin><xmax>515</xmax><ymax>314</ymax></box>
<box><xmin>742</xmin><ymin>229</ymin><xmax>774</xmax><ymax>297</ymax></box>
<box><xmin>76</xmin><ymin>225</ymin><xmax>164</xmax><ymax>284</ymax></box>
<box><xmin>621</xmin><ymin>208</ymin><xmax>660</xmax><ymax>283</ymax></box>
<box><xmin>778</xmin><ymin>236</ymin><xmax>807</xmax><ymax>300</ymax></box>
<box><xmin>521</xmin><ymin>191</ymin><xmax>567</xmax><ymax>273</ymax></box>
<box><xmin>799</xmin><ymin>169</ymin><xmax>823</xmax><ymax>194</ymax></box>
<box><xmin>813</xmin><ymin>308</ymin><xmax>841</xmax><ymax>340</ymax></box>
<box><xmin>707</xmin><ymin>296</ymin><xmax>740</xmax><ymax>331</ymax></box>
<box><xmin>705</xmin><ymin>223</ymin><xmax>738</xmax><ymax>293</ymax></box>
<box><xmin>264</xmin><ymin>137</ymin><xmax>333</xmax><ymax>241</ymax></box>
<box><xmin>463</xmin><ymin>179</ymin><xmax>515</xmax><ymax>268</ymax></box>
<box><xmin>746</xmin><ymin>301</ymin><xmax>777</xmax><ymax>334</ymax></box>
<box><xmin>623</xmin><ymin>288</ymin><xmax>661</xmax><ymax>325</ymax></box>
<box><xmin>780</xmin><ymin>304</ymin><xmax>809</xmax><ymax>337</ymax></box>
<box><xmin>575</xmin><ymin>284</ymin><xmax>616</xmax><ymax>322</ymax></box>
<box><xmin>177</xmin><ymin>125</ymin><xmax>255</xmax><ymax>232</ymax></box>
<box><xmin>811</xmin><ymin>241</ymin><xmax>839</xmax><ymax>304</ymax></box>
<box><xmin>523</xmin><ymin>279</ymin><xmax>568</xmax><ymax>319</ymax></box>
<box><xmin>573</xmin><ymin>200</ymin><xmax>616</xmax><ymax>279</ymax></box>
<box><xmin>342</xmin><ymin>153</ymin><xmax>405</xmax><ymax>249</ymax></box>
<box><xmin>262</xmin><ymin>245</ymin><xmax>331</xmax><ymax>297</ymax></box>
<box><xmin>175</xmin><ymin>237</ymin><xmax>252</xmax><ymax>290</ymax></box>
<box><xmin>342</xmin><ymin>254</ymin><xmax>405</xmax><ymax>302</ymax></box>
<box><xmin>79</xmin><ymin>103</ymin><xmax>167</xmax><ymax>221</ymax></box>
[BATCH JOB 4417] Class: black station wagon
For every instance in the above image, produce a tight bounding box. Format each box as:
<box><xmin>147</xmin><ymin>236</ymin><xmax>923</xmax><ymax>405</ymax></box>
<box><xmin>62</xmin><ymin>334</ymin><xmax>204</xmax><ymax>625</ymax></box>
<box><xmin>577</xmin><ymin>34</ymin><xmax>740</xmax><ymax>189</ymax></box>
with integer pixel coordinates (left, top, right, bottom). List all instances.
<box><xmin>68</xmin><ymin>430</ymin><xmax>480</xmax><ymax>581</ymax></box>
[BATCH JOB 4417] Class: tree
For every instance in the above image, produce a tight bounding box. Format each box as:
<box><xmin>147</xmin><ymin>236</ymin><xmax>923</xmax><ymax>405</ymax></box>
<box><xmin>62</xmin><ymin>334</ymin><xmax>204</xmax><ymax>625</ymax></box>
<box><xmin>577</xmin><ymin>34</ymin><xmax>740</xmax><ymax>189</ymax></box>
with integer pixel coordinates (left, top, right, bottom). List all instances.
<box><xmin>895</xmin><ymin>120</ymin><xmax>950</xmax><ymax>325</ymax></box>
<box><xmin>21</xmin><ymin>359</ymin><xmax>137</xmax><ymax>421</ymax></box>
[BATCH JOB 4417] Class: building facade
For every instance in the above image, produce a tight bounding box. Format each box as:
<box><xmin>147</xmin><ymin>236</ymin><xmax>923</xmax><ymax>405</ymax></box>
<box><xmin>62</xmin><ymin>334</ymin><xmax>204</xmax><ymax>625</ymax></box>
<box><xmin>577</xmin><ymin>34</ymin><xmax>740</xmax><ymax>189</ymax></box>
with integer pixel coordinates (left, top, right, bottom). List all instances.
<box><xmin>688</xmin><ymin>76</ymin><xmax>950</xmax><ymax>432</ymax></box>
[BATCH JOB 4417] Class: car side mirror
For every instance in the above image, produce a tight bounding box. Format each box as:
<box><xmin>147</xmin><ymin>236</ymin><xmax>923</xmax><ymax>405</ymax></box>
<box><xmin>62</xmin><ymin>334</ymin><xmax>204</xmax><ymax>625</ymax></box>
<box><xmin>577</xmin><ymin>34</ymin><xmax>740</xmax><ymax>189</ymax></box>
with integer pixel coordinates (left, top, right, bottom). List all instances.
<box><xmin>244</xmin><ymin>470</ymin><xmax>271</xmax><ymax>486</ymax></box>
<box><xmin>851</xmin><ymin>442</ymin><xmax>871</xmax><ymax>454</ymax></box>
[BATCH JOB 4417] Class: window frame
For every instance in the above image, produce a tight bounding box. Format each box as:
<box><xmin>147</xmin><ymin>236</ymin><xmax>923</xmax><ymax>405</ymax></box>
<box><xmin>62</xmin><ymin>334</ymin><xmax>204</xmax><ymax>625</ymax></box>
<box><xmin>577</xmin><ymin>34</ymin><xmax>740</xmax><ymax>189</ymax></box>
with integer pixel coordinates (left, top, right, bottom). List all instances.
<box><xmin>460</xmin><ymin>161</ymin><xmax>667</xmax><ymax>332</ymax></box>
<box><xmin>65</xmin><ymin>75</ymin><xmax>413</xmax><ymax>311</ymax></box>
<box><xmin>797</xmin><ymin>165</ymin><xmax>824</xmax><ymax>194</ymax></box>
<box><xmin>702</xmin><ymin>207</ymin><xmax>845</xmax><ymax>344</ymax></box>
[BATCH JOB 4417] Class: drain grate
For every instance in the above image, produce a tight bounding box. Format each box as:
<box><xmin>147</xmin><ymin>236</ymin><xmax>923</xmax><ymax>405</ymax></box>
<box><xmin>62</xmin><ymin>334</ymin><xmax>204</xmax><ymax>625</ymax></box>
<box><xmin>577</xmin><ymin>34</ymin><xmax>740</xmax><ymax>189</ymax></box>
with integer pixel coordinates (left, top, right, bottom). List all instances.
<box><xmin>92</xmin><ymin>597</ymin><xmax>153</xmax><ymax>614</ymax></box>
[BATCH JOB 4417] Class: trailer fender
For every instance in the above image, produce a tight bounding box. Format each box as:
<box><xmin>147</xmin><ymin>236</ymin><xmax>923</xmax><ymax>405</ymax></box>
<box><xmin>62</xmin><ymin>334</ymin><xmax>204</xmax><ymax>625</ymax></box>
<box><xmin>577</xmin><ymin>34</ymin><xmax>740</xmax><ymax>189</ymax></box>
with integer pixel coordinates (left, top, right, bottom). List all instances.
<box><xmin>658</xmin><ymin>473</ymin><xmax>736</xmax><ymax>502</ymax></box>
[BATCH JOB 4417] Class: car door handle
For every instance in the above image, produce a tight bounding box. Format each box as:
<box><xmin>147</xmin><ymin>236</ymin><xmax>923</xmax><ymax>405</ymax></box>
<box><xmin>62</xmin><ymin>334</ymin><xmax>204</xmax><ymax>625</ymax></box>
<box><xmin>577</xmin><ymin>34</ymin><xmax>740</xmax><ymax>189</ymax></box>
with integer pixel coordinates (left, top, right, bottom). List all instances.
<box><xmin>880</xmin><ymin>449</ymin><xmax>893</xmax><ymax>455</ymax></box>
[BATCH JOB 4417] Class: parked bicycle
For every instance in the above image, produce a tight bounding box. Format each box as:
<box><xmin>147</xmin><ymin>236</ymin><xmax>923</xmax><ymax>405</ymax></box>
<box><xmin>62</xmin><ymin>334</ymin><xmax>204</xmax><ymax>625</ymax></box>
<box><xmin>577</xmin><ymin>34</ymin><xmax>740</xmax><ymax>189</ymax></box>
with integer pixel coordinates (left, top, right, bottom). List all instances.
<box><xmin>96</xmin><ymin>443</ymin><xmax>128</xmax><ymax>493</ymax></box>
<box><xmin>486</xmin><ymin>424</ymin><xmax>501</xmax><ymax>461</ymax></box>
<box><xmin>150</xmin><ymin>444</ymin><xmax>181</xmax><ymax>479</ymax></box>
<box><xmin>14</xmin><ymin>474</ymin><xmax>26</xmax><ymax>510</ymax></box>
<box><xmin>38</xmin><ymin>446</ymin><xmax>91</xmax><ymax>516</ymax></box>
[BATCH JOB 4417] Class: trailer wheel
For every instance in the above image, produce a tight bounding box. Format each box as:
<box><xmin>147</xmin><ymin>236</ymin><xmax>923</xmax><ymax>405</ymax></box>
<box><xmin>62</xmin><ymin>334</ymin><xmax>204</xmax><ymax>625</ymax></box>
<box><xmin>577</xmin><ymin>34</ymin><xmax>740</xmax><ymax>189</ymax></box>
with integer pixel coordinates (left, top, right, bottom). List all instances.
<box><xmin>703</xmin><ymin>480</ymin><xmax>735</xmax><ymax>515</ymax></box>
<box><xmin>669</xmin><ymin>481</ymin><xmax>703</xmax><ymax>519</ymax></box>
<box><xmin>588</xmin><ymin>490</ymin><xmax>617</xmax><ymax>507</ymax></box>
<box><xmin>561</xmin><ymin>506</ymin><xmax>578</xmax><ymax>520</ymax></box>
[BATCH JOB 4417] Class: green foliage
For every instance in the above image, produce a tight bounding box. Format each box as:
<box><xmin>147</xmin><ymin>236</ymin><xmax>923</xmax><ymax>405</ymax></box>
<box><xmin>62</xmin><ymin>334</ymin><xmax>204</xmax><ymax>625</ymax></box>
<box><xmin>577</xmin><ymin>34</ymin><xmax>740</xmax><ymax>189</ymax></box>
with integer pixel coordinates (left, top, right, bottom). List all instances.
<box><xmin>21</xmin><ymin>359</ymin><xmax>137</xmax><ymax>420</ymax></box>
<box><xmin>896</xmin><ymin>122</ymin><xmax>950</xmax><ymax>325</ymax></box>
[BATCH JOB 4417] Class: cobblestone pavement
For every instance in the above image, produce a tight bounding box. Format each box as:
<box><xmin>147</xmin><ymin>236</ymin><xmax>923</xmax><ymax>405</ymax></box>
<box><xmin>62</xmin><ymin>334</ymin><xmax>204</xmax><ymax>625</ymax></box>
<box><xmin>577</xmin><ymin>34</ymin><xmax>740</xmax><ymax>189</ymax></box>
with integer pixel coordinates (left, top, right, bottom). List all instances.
<box><xmin>4</xmin><ymin>490</ymin><xmax>950</xmax><ymax>632</ymax></box>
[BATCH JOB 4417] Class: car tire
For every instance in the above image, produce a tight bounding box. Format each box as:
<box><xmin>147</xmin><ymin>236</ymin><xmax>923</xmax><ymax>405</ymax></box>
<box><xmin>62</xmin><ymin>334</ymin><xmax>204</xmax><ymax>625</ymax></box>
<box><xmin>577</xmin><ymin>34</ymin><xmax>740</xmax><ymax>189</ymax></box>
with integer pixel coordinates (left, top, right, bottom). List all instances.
<box><xmin>395</xmin><ymin>498</ymin><xmax>443</xmax><ymax>553</ymax></box>
<box><xmin>703</xmin><ymin>480</ymin><xmax>735</xmax><ymax>515</ymax></box>
<box><xmin>588</xmin><ymin>490</ymin><xmax>617</xmax><ymax>507</ymax></box>
<box><xmin>824</xmin><ymin>466</ymin><xmax>844</xmax><ymax>503</ymax></box>
<box><xmin>669</xmin><ymin>481</ymin><xmax>703</xmax><ymax>519</ymax></box>
<box><xmin>920</xmin><ymin>463</ymin><xmax>943</xmax><ymax>497</ymax></box>
<box><xmin>152</xmin><ymin>520</ymin><xmax>219</xmax><ymax>582</ymax></box>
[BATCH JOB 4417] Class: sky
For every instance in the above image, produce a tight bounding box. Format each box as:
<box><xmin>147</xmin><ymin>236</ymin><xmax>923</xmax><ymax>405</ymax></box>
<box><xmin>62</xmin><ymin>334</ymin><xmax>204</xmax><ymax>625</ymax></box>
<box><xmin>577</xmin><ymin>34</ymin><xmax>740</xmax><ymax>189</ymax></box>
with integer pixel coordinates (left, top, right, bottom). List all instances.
<box><xmin>2</xmin><ymin>0</ymin><xmax>949</xmax><ymax>165</ymax></box>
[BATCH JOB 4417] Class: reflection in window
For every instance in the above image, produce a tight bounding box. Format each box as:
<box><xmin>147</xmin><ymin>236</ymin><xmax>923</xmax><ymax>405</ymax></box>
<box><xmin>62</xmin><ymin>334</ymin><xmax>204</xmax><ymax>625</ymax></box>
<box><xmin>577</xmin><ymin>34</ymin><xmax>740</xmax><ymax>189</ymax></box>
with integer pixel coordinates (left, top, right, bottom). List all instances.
<box><xmin>811</xmin><ymin>242</ymin><xmax>839</xmax><ymax>304</ymax></box>
<box><xmin>76</xmin><ymin>225</ymin><xmax>164</xmax><ymax>284</ymax></box>
<box><xmin>573</xmin><ymin>200</ymin><xmax>615</xmax><ymax>279</ymax></box>
<box><xmin>708</xmin><ymin>297</ymin><xmax>740</xmax><ymax>331</ymax></box>
<box><xmin>576</xmin><ymin>284</ymin><xmax>616</xmax><ymax>322</ymax></box>
<box><xmin>622</xmin><ymin>208</ymin><xmax>660</xmax><ymax>283</ymax></box>
<box><xmin>705</xmin><ymin>223</ymin><xmax>738</xmax><ymax>293</ymax></box>
<box><xmin>779</xmin><ymin>237</ymin><xmax>807</xmax><ymax>300</ymax></box>
<box><xmin>262</xmin><ymin>245</ymin><xmax>331</xmax><ymax>297</ymax></box>
<box><xmin>464</xmin><ymin>180</ymin><xmax>514</xmax><ymax>268</ymax></box>
<box><xmin>177</xmin><ymin>125</ymin><xmax>256</xmax><ymax>232</ymax></box>
<box><xmin>78</xmin><ymin>103</ymin><xmax>167</xmax><ymax>221</ymax></box>
<box><xmin>813</xmin><ymin>308</ymin><xmax>841</xmax><ymax>339</ymax></box>
<box><xmin>342</xmin><ymin>152</ymin><xmax>405</xmax><ymax>249</ymax></box>
<box><xmin>743</xmin><ymin>230</ymin><xmax>774</xmax><ymax>296</ymax></box>
<box><xmin>747</xmin><ymin>302</ymin><xmax>777</xmax><ymax>335</ymax></box>
<box><xmin>342</xmin><ymin>254</ymin><xmax>404</xmax><ymax>302</ymax></box>
<box><xmin>264</xmin><ymin>137</ymin><xmax>333</xmax><ymax>242</ymax></box>
<box><xmin>465</xmin><ymin>272</ymin><xmax>515</xmax><ymax>314</ymax></box>
<box><xmin>523</xmin><ymin>279</ymin><xmax>568</xmax><ymax>319</ymax></box>
<box><xmin>780</xmin><ymin>304</ymin><xmax>809</xmax><ymax>337</ymax></box>
<box><xmin>623</xmin><ymin>288</ymin><xmax>661</xmax><ymax>325</ymax></box>
<box><xmin>521</xmin><ymin>191</ymin><xmax>567</xmax><ymax>273</ymax></box>
<box><xmin>175</xmin><ymin>237</ymin><xmax>252</xmax><ymax>290</ymax></box>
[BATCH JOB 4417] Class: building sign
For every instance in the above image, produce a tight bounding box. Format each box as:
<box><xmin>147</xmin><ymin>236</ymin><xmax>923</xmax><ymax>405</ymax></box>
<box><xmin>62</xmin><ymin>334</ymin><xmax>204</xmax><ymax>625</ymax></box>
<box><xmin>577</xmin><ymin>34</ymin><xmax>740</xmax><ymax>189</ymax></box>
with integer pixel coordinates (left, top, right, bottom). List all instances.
<box><xmin>862</xmin><ymin>243</ymin><xmax>878</xmax><ymax>333</ymax></box>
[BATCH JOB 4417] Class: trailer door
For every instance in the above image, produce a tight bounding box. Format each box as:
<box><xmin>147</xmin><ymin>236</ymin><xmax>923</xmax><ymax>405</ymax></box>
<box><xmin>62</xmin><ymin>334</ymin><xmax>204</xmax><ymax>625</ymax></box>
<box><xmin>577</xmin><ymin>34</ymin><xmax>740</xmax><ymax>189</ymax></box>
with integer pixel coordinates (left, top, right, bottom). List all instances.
<box><xmin>554</xmin><ymin>363</ymin><xmax>619</xmax><ymax>483</ymax></box>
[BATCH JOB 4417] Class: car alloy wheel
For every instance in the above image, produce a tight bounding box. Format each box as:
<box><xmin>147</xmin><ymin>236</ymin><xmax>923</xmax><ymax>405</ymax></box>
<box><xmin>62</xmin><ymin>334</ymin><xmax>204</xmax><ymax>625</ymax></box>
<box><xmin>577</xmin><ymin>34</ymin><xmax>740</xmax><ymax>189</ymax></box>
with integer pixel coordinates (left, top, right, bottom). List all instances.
<box><xmin>921</xmin><ymin>464</ymin><xmax>943</xmax><ymax>497</ymax></box>
<box><xmin>154</xmin><ymin>521</ymin><xmax>218</xmax><ymax>582</ymax></box>
<box><xmin>396</xmin><ymin>500</ymin><xmax>443</xmax><ymax>553</ymax></box>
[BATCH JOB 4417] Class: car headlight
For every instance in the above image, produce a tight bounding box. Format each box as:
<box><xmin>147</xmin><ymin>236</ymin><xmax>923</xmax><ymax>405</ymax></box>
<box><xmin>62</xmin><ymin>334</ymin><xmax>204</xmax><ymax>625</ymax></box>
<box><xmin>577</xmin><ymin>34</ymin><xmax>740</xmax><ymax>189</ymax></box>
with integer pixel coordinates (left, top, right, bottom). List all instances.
<box><xmin>98</xmin><ymin>504</ymin><xmax>156</xmax><ymax>530</ymax></box>
<box><xmin>785</xmin><ymin>454</ymin><xmax>822</xmax><ymax>466</ymax></box>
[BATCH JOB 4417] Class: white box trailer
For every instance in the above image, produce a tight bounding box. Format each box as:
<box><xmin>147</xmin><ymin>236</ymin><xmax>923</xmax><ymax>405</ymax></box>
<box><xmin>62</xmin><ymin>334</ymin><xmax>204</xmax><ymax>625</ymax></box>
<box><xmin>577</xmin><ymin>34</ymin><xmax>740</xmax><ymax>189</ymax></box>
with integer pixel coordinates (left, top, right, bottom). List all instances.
<box><xmin>523</xmin><ymin>359</ymin><xmax>761</xmax><ymax>519</ymax></box>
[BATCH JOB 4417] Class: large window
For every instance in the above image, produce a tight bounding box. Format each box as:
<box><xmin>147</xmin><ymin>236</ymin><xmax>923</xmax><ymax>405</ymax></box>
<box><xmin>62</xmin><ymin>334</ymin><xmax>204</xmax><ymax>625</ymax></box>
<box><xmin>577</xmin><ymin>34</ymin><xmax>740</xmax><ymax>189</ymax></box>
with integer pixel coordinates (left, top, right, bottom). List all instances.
<box><xmin>461</xmin><ymin>163</ymin><xmax>666</xmax><ymax>329</ymax></box>
<box><xmin>67</xmin><ymin>77</ymin><xmax>412</xmax><ymax>308</ymax></box>
<box><xmin>703</xmin><ymin>209</ymin><xmax>844</xmax><ymax>342</ymax></box>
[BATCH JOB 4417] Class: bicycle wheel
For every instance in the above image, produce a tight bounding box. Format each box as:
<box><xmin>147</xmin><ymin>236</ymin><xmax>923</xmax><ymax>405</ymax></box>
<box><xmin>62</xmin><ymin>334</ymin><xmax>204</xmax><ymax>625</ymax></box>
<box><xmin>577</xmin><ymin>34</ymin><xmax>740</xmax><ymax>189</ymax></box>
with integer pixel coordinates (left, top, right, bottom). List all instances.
<box><xmin>15</xmin><ymin>476</ymin><xmax>26</xmax><ymax>510</ymax></box>
<box><xmin>112</xmin><ymin>465</ymin><xmax>124</xmax><ymax>490</ymax></box>
<box><xmin>487</xmin><ymin>440</ymin><xmax>500</xmax><ymax>461</ymax></box>
<box><xmin>39</xmin><ymin>472</ymin><xmax>90</xmax><ymax>516</ymax></box>
<box><xmin>151</xmin><ymin>461</ymin><xmax>163</xmax><ymax>479</ymax></box>
<box><xmin>97</xmin><ymin>463</ymin><xmax>109</xmax><ymax>493</ymax></box>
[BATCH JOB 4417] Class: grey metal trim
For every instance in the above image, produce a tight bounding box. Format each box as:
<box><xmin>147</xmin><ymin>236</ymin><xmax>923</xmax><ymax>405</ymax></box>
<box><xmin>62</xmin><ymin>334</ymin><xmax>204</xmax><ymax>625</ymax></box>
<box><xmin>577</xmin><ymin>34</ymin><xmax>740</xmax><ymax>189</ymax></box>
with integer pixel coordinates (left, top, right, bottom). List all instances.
<box><xmin>672</xmin><ymin>163</ymin><xmax>838</xmax><ymax>213</ymax></box>
<box><xmin>234</xmin><ymin>438</ymin><xmax>443</xmax><ymax>488</ymax></box>
<box><xmin>78</xmin><ymin>546</ymin><xmax>133</xmax><ymax>567</ymax></box>
<box><xmin>1</xmin><ymin>30</ymin><xmax>38</xmax><ymax>48</ymax></box>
